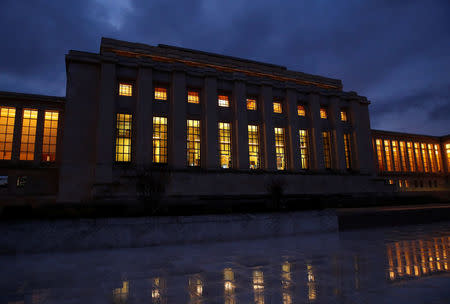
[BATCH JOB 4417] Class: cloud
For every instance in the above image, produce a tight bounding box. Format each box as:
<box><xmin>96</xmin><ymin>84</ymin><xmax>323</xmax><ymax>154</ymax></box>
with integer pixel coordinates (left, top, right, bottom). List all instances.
<box><xmin>0</xmin><ymin>0</ymin><xmax>449</xmax><ymax>134</ymax></box>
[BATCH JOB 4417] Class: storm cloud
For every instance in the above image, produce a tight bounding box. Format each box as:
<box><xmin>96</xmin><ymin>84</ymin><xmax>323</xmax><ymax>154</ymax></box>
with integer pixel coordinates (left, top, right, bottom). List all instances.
<box><xmin>1</xmin><ymin>0</ymin><xmax>449</xmax><ymax>135</ymax></box>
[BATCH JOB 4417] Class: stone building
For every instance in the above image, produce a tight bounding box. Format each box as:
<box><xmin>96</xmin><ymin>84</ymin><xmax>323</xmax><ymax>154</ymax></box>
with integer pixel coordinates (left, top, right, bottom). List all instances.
<box><xmin>0</xmin><ymin>38</ymin><xmax>448</xmax><ymax>204</ymax></box>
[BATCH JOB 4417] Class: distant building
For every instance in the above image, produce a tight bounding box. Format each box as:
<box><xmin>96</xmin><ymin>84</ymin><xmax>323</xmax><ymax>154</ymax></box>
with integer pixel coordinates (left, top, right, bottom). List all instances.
<box><xmin>0</xmin><ymin>38</ymin><xmax>448</xmax><ymax>203</ymax></box>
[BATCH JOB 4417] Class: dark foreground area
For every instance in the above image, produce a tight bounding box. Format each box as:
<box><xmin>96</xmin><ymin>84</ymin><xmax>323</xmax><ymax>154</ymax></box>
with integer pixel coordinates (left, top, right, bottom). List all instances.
<box><xmin>1</xmin><ymin>220</ymin><xmax>450</xmax><ymax>303</ymax></box>
<box><xmin>1</xmin><ymin>192</ymin><xmax>449</xmax><ymax>220</ymax></box>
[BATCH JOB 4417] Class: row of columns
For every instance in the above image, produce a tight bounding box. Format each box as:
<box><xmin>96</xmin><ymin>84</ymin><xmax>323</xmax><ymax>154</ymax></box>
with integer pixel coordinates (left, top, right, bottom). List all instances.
<box><xmin>94</xmin><ymin>63</ymin><xmax>369</xmax><ymax>185</ymax></box>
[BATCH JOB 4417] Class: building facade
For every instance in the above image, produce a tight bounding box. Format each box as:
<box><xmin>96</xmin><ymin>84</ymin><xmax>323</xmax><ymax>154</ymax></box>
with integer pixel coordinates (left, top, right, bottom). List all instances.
<box><xmin>0</xmin><ymin>38</ymin><xmax>448</xmax><ymax>204</ymax></box>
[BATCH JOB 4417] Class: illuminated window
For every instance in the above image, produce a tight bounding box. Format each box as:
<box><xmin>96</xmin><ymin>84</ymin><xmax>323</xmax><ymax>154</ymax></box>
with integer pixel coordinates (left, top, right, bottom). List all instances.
<box><xmin>218</xmin><ymin>122</ymin><xmax>232</xmax><ymax>168</ymax></box>
<box><xmin>113</xmin><ymin>281</ymin><xmax>129</xmax><ymax>303</ymax></box>
<box><xmin>446</xmin><ymin>144</ymin><xmax>450</xmax><ymax>170</ymax></box>
<box><xmin>0</xmin><ymin>107</ymin><xmax>16</xmax><ymax>160</ymax></box>
<box><xmin>119</xmin><ymin>83</ymin><xmax>132</xmax><ymax>96</ymax></box>
<box><xmin>188</xmin><ymin>91</ymin><xmax>200</xmax><ymax>104</ymax></box>
<box><xmin>275</xmin><ymin>127</ymin><xmax>286</xmax><ymax>170</ymax></box>
<box><xmin>421</xmin><ymin>143</ymin><xmax>429</xmax><ymax>172</ymax></box>
<box><xmin>322</xmin><ymin>131</ymin><xmax>332</xmax><ymax>169</ymax></box>
<box><xmin>340</xmin><ymin>110</ymin><xmax>348</xmax><ymax>122</ymax></box>
<box><xmin>253</xmin><ymin>270</ymin><xmax>264</xmax><ymax>304</ymax></box>
<box><xmin>376</xmin><ymin>139</ymin><xmax>384</xmax><ymax>171</ymax></box>
<box><xmin>248</xmin><ymin>125</ymin><xmax>260</xmax><ymax>169</ymax></box>
<box><xmin>154</xmin><ymin>87</ymin><xmax>167</xmax><ymax>101</ymax></box>
<box><xmin>344</xmin><ymin>133</ymin><xmax>352</xmax><ymax>170</ymax></box>
<box><xmin>218</xmin><ymin>95</ymin><xmax>229</xmax><ymax>107</ymax></box>
<box><xmin>405</xmin><ymin>180</ymin><xmax>409</xmax><ymax>188</ymax></box>
<box><xmin>224</xmin><ymin>268</ymin><xmax>235</xmax><ymax>301</ymax></box>
<box><xmin>392</xmin><ymin>141</ymin><xmax>401</xmax><ymax>171</ymax></box>
<box><xmin>247</xmin><ymin>98</ymin><xmax>257</xmax><ymax>110</ymax></box>
<box><xmin>428</xmin><ymin>144</ymin><xmax>437</xmax><ymax>173</ymax></box>
<box><xmin>399</xmin><ymin>142</ymin><xmax>407</xmax><ymax>171</ymax></box>
<box><xmin>187</xmin><ymin>120</ymin><xmax>201</xmax><ymax>166</ymax></box>
<box><xmin>407</xmin><ymin>142</ymin><xmax>416</xmax><ymax>172</ymax></box>
<box><xmin>299</xmin><ymin>129</ymin><xmax>309</xmax><ymax>169</ymax></box>
<box><xmin>384</xmin><ymin>140</ymin><xmax>393</xmax><ymax>171</ymax></box>
<box><xmin>414</xmin><ymin>143</ymin><xmax>423</xmax><ymax>172</ymax></box>
<box><xmin>273</xmin><ymin>102</ymin><xmax>282</xmax><ymax>113</ymax></box>
<box><xmin>434</xmin><ymin>144</ymin><xmax>442</xmax><ymax>172</ymax></box>
<box><xmin>115</xmin><ymin>114</ymin><xmax>132</xmax><ymax>162</ymax></box>
<box><xmin>152</xmin><ymin>117</ymin><xmax>167</xmax><ymax>163</ymax></box>
<box><xmin>42</xmin><ymin>111</ymin><xmax>59</xmax><ymax>162</ymax></box>
<box><xmin>320</xmin><ymin>108</ymin><xmax>327</xmax><ymax>119</ymax></box>
<box><xmin>297</xmin><ymin>105</ymin><xmax>306</xmax><ymax>116</ymax></box>
<box><xmin>20</xmin><ymin>109</ymin><xmax>38</xmax><ymax>161</ymax></box>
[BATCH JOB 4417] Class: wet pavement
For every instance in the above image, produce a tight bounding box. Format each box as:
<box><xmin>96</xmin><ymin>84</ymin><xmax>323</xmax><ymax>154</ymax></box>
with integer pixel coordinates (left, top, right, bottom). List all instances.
<box><xmin>1</xmin><ymin>221</ymin><xmax>450</xmax><ymax>303</ymax></box>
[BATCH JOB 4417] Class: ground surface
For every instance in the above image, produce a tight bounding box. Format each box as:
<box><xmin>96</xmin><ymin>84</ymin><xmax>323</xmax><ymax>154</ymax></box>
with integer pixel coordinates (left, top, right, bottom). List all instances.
<box><xmin>1</xmin><ymin>221</ymin><xmax>450</xmax><ymax>303</ymax></box>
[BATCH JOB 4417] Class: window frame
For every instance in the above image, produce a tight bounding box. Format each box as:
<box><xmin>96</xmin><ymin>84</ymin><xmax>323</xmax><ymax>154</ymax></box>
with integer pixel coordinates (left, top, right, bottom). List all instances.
<box><xmin>154</xmin><ymin>86</ymin><xmax>168</xmax><ymax>102</ymax></box>
<box><xmin>246</xmin><ymin>98</ymin><xmax>257</xmax><ymax>111</ymax></box>
<box><xmin>187</xmin><ymin>90</ymin><xmax>200</xmax><ymax>104</ymax></box>
<box><xmin>218</xmin><ymin>94</ymin><xmax>230</xmax><ymax>108</ymax></box>
<box><xmin>187</xmin><ymin>119</ymin><xmax>201</xmax><ymax>167</ymax></box>
<box><xmin>42</xmin><ymin>110</ymin><xmax>59</xmax><ymax>163</ymax></box>
<box><xmin>114</xmin><ymin>113</ymin><xmax>133</xmax><ymax>163</ymax></box>
<box><xmin>218</xmin><ymin>122</ymin><xmax>232</xmax><ymax>169</ymax></box>
<box><xmin>118</xmin><ymin>82</ymin><xmax>133</xmax><ymax>97</ymax></box>
<box><xmin>320</xmin><ymin>107</ymin><xmax>328</xmax><ymax>119</ymax></box>
<box><xmin>152</xmin><ymin>116</ymin><xmax>168</xmax><ymax>164</ymax></box>
<box><xmin>273</xmin><ymin>101</ymin><xmax>283</xmax><ymax>114</ymax></box>
<box><xmin>297</xmin><ymin>104</ymin><xmax>306</xmax><ymax>117</ymax></box>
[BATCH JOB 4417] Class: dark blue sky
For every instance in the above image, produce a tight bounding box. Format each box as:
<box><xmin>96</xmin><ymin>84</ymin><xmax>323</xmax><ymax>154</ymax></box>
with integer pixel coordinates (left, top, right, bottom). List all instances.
<box><xmin>1</xmin><ymin>0</ymin><xmax>449</xmax><ymax>135</ymax></box>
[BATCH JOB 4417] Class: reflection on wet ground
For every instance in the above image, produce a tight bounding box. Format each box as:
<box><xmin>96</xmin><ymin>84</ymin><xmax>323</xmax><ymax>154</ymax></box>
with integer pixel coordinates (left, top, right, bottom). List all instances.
<box><xmin>2</xmin><ymin>221</ymin><xmax>450</xmax><ymax>303</ymax></box>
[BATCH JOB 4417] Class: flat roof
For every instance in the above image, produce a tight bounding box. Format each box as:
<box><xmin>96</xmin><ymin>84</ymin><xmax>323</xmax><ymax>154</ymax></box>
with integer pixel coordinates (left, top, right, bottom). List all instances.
<box><xmin>0</xmin><ymin>91</ymin><xmax>65</xmax><ymax>103</ymax></box>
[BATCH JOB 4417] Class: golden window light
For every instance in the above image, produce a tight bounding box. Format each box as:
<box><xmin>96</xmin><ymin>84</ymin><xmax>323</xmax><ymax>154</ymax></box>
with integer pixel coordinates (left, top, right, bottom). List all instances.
<box><xmin>20</xmin><ymin>109</ymin><xmax>38</xmax><ymax>161</ymax></box>
<box><xmin>274</xmin><ymin>127</ymin><xmax>286</xmax><ymax>170</ymax></box>
<box><xmin>446</xmin><ymin>143</ymin><xmax>450</xmax><ymax>170</ymax></box>
<box><xmin>153</xmin><ymin>117</ymin><xmax>168</xmax><ymax>163</ymax></box>
<box><xmin>399</xmin><ymin>142</ymin><xmax>407</xmax><ymax>171</ymax></box>
<box><xmin>119</xmin><ymin>83</ymin><xmax>132</xmax><ymax>96</ymax></box>
<box><xmin>299</xmin><ymin>129</ymin><xmax>309</xmax><ymax>169</ymax></box>
<box><xmin>218</xmin><ymin>95</ymin><xmax>229</xmax><ymax>107</ymax></box>
<box><xmin>248</xmin><ymin>125</ymin><xmax>260</xmax><ymax>169</ymax></box>
<box><xmin>42</xmin><ymin>111</ymin><xmax>59</xmax><ymax>162</ymax></box>
<box><xmin>376</xmin><ymin>139</ymin><xmax>384</xmax><ymax>171</ymax></box>
<box><xmin>247</xmin><ymin>98</ymin><xmax>257</xmax><ymax>110</ymax></box>
<box><xmin>428</xmin><ymin>144</ymin><xmax>437</xmax><ymax>173</ymax></box>
<box><xmin>0</xmin><ymin>107</ymin><xmax>16</xmax><ymax>160</ymax></box>
<box><xmin>414</xmin><ymin>143</ymin><xmax>423</xmax><ymax>172</ymax></box>
<box><xmin>384</xmin><ymin>140</ymin><xmax>393</xmax><ymax>171</ymax></box>
<box><xmin>273</xmin><ymin>102</ymin><xmax>282</xmax><ymax>113</ymax></box>
<box><xmin>115</xmin><ymin>113</ymin><xmax>132</xmax><ymax>162</ymax></box>
<box><xmin>434</xmin><ymin>144</ymin><xmax>442</xmax><ymax>172</ymax></box>
<box><xmin>322</xmin><ymin>131</ymin><xmax>332</xmax><ymax>169</ymax></box>
<box><xmin>407</xmin><ymin>142</ymin><xmax>416</xmax><ymax>172</ymax></box>
<box><xmin>218</xmin><ymin>122</ymin><xmax>232</xmax><ymax>168</ymax></box>
<box><xmin>421</xmin><ymin>143</ymin><xmax>429</xmax><ymax>172</ymax></box>
<box><xmin>154</xmin><ymin>87</ymin><xmax>167</xmax><ymax>100</ymax></box>
<box><xmin>187</xmin><ymin>119</ymin><xmax>201</xmax><ymax>166</ymax></box>
<box><xmin>392</xmin><ymin>141</ymin><xmax>401</xmax><ymax>171</ymax></box>
<box><xmin>297</xmin><ymin>105</ymin><xmax>306</xmax><ymax>116</ymax></box>
<box><xmin>340</xmin><ymin>110</ymin><xmax>347</xmax><ymax>122</ymax></box>
<box><xmin>320</xmin><ymin>108</ymin><xmax>328</xmax><ymax>119</ymax></box>
<box><xmin>188</xmin><ymin>91</ymin><xmax>200</xmax><ymax>104</ymax></box>
<box><xmin>344</xmin><ymin>133</ymin><xmax>352</xmax><ymax>169</ymax></box>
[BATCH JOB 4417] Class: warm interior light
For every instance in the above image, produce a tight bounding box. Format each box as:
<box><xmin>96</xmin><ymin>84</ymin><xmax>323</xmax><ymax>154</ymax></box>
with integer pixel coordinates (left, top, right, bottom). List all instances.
<box><xmin>154</xmin><ymin>87</ymin><xmax>167</xmax><ymax>100</ymax></box>
<box><xmin>119</xmin><ymin>83</ymin><xmax>132</xmax><ymax>96</ymax></box>
<box><xmin>218</xmin><ymin>95</ymin><xmax>229</xmax><ymax>107</ymax></box>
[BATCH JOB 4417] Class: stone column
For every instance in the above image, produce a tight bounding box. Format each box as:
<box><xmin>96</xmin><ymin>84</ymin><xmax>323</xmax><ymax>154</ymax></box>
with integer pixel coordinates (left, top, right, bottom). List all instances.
<box><xmin>350</xmin><ymin>101</ymin><xmax>375</xmax><ymax>174</ymax></box>
<box><xmin>329</xmin><ymin>96</ymin><xmax>346</xmax><ymax>171</ymax></box>
<box><xmin>286</xmin><ymin>88</ymin><xmax>301</xmax><ymax>171</ymax></box>
<box><xmin>94</xmin><ymin>61</ymin><xmax>116</xmax><ymax>184</ymax></box>
<box><xmin>233</xmin><ymin>78</ymin><xmax>249</xmax><ymax>169</ymax></box>
<box><xmin>308</xmin><ymin>93</ymin><xmax>324</xmax><ymax>170</ymax></box>
<box><xmin>202</xmin><ymin>75</ymin><xmax>218</xmax><ymax>169</ymax></box>
<box><xmin>135</xmin><ymin>65</ymin><xmax>153</xmax><ymax>168</ymax></box>
<box><xmin>34</xmin><ymin>109</ymin><xmax>45</xmax><ymax>164</ymax></box>
<box><xmin>260</xmin><ymin>84</ymin><xmax>276</xmax><ymax>170</ymax></box>
<box><xmin>170</xmin><ymin>69</ymin><xmax>187</xmax><ymax>169</ymax></box>
<box><xmin>11</xmin><ymin>107</ymin><xmax>23</xmax><ymax>161</ymax></box>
